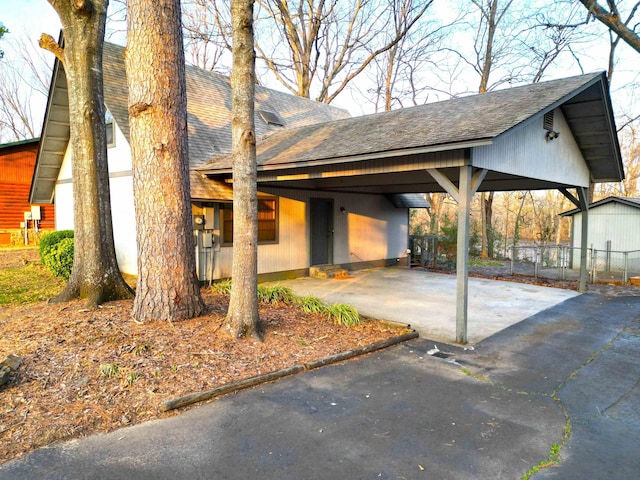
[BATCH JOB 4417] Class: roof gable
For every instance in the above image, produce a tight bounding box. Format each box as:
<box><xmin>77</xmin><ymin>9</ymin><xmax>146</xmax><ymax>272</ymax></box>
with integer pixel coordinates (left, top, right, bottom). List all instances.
<box><xmin>31</xmin><ymin>41</ymin><xmax>350</xmax><ymax>203</ymax></box>
<box><xmin>560</xmin><ymin>196</ymin><xmax>640</xmax><ymax>217</ymax></box>
<box><xmin>201</xmin><ymin>72</ymin><xmax>623</xmax><ymax>184</ymax></box>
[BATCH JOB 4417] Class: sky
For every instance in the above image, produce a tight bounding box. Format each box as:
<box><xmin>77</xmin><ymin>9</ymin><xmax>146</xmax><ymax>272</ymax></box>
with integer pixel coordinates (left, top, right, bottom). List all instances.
<box><xmin>0</xmin><ymin>0</ymin><xmax>638</xmax><ymax>122</ymax></box>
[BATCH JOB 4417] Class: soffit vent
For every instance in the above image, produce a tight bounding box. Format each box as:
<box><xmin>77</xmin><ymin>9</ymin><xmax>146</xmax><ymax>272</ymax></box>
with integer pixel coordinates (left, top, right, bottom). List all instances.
<box><xmin>543</xmin><ymin>111</ymin><xmax>554</xmax><ymax>131</ymax></box>
<box><xmin>258</xmin><ymin>110</ymin><xmax>284</xmax><ymax>126</ymax></box>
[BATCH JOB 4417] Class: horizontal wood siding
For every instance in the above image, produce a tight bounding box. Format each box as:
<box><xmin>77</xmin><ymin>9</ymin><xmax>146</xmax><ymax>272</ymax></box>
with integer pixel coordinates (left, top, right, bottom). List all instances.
<box><xmin>0</xmin><ymin>142</ymin><xmax>56</xmax><ymax>229</ymax></box>
<box><xmin>472</xmin><ymin>109</ymin><xmax>590</xmax><ymax>187</ymax></box>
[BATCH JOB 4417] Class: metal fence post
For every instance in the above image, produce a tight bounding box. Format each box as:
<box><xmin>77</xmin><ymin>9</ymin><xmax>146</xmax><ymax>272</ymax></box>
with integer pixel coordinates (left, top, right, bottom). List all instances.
<box><xmin>624</xmin><ymin>251</ymin><xmax>628</xmax><ymax>285</ymax></box>
<box><xmin>510</xmin><ymin>245</ymin><xmax>515</xmax><ymax>275</ymax></box>
<box><xmin>592</xmin><ymin>249</ymin><xmax>598</xmax><ymax>284</ymax></box>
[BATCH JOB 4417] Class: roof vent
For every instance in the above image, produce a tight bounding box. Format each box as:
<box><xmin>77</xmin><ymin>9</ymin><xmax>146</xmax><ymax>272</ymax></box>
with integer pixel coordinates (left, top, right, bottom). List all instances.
<box><xmin>543</xmin><ymin>111</ymin><xmax>554</xmax><ymax>131</ymax></box>
<box><xmin>258</xmin><ymin>110</ymin><xmax>284</xmax><ymax>126</ymax></box>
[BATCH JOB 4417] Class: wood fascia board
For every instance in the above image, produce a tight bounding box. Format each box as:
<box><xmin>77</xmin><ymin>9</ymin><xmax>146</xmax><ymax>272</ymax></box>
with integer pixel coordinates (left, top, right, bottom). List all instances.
<box><xmin>201</xmin><ymin>139</ymin><xmax>491</xmax><ymax>176</ymax></box>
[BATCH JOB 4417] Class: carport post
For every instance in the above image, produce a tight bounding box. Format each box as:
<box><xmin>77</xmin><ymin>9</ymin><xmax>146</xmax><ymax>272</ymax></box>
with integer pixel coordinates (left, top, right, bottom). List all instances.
<box><xmin>456</xmin><ymin>166</ymin><xmax>473</xmax><ymax>344</ymax></box>
<box><xmin>578</xmin><ymin>187</ymin><xmax>589</xmax><ymax>293</ymax></box>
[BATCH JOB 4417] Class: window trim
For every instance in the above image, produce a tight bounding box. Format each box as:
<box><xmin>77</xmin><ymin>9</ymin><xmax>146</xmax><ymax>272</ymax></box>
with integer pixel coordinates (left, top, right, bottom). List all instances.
<box><xmin>105</xmin><ymin>108</ymin><xmax>116</xmax><ymax>148</ymax></box>
<box><xmin>220</xmin><ymin>196</ymin><xmax>279</xmax><ymax>246</ymax></box>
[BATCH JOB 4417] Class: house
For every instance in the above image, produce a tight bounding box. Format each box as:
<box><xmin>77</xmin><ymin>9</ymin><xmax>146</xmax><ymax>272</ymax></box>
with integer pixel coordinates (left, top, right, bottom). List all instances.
<box><xmin>0</xmin><ymin>138</ymin><xmax>55</xmax><ymax>245</ymax></box>
<box><xmin>30</xmin><ymin>41</ymin><xmax>623</xmax><ymax>343</ymax></box>
<box><xmin>560</xmin><ymin>196</ymin><xmax>640</xmax><ymax>256</ymax></box>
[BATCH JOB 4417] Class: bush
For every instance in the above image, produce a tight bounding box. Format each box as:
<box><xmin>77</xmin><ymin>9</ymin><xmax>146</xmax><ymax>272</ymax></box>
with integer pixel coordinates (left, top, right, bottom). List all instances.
<box><xmin>39</xmin><ymin>230</ymin><xmax>74</xmax><ymax>280</ymax></box>
<box><xmin>326</xmin><ymin>303</ymin><xmax>361</xmax><ymax>327</ymax></box>
<box><xmin>39</xmin><ymin>230</ymin><xmax>73</xmax><ymax>263</ymax></box>
<box><xmin>257</xmin><ymin>285</ymin><xmax>295</xmax><ymax>304</ymax></box>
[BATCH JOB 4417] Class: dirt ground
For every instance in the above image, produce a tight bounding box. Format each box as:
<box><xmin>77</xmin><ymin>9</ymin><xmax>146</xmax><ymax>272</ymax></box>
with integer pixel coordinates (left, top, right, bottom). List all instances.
<box><xmin>0</xmin><ymin>249</ymin><xmax>410</xmax><ymax>464</ymax></box>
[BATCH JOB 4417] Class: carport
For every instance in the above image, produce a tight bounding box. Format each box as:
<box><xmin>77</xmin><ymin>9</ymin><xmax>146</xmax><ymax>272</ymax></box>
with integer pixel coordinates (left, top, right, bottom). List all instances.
<box><xmin>201</xmin><ymin>72</ymin><xmax>623</xmax><ymax>344</ymax></box>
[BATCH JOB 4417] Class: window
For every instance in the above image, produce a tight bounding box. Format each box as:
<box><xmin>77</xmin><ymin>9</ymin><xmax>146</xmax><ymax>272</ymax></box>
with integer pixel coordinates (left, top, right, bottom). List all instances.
<box><xmin>221</xmin><ymin>197</ymin><xmax>278</xmax><ymax>244</ymax></box>
<box><xmin>105</xmin><ymin>108</ymin><xmax>115</xmax><ymax>147</ymax></box>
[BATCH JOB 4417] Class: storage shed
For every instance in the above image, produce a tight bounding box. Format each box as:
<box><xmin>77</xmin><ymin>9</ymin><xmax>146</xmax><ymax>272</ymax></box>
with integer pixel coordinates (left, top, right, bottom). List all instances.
<box><xmin>560</xmin><ymin>196</ymin><xmax>640</xmax><ymax>253</ymax></box>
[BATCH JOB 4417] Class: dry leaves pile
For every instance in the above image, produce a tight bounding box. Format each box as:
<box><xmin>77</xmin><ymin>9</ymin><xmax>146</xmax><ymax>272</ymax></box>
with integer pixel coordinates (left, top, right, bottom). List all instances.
<box><xmin>0</xmin><ymin>250</ymin><xmax>409</xmax><ymax>464</ymax></box>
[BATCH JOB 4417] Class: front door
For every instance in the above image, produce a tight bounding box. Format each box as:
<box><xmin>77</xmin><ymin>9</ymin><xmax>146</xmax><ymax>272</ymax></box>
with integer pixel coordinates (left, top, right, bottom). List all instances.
<box><xmin>310</xmin><ymin>198</ymin><xmax>333</xmax><ymax>265</ymax></box>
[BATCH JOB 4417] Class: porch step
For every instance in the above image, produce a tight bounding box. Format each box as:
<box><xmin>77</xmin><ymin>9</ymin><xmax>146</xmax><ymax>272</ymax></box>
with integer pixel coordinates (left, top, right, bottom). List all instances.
<box><xmin>310</xmin><ymin>265</ymin><xmax>350</xmax><ymax>279</ymax></box>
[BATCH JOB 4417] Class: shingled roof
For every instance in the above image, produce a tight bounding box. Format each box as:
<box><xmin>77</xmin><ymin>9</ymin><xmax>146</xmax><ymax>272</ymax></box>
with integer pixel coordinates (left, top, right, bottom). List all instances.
<box><xmin>560</xmin><ymin>196</ymin><xmax>640</xmax><ymax>217</ymax></box>
<box><xmin>31</xmin><ymin>41</ymin><xmax>350</xmax><ymax>203</ymax></box>
<box><xmin>102</xmin><ymin>43</ymin><xmax>350</xmax><ymax>169</ymax></box>
<box><xmin>201</xmin><ymin>71</ymin><xmax>623</xmax><ymax>184</ymax></box>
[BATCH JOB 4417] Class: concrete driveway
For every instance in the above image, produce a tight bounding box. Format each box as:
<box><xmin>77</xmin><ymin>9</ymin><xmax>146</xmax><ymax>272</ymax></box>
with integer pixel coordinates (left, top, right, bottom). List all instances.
<box><xmin>271</xmin><ymin>267</ymin><xmax>580</xmax><ymax>344</ymax></box>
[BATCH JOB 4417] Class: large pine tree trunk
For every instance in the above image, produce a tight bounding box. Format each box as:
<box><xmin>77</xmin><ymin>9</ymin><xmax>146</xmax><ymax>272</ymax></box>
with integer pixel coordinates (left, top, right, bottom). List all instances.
<box><xmin>125</xmin><ymin>0</ymin><xmax>204</xmax><ymax>322</ymax></box>
<box><xmin>42</xmin><ymin>0</ymin><xmax>133</xmax><ymax>307</ymax></box>
<box><xmin>227</xmin><ymin>0</ymin><xmax>261</xmax><ymax>339</ymax></box>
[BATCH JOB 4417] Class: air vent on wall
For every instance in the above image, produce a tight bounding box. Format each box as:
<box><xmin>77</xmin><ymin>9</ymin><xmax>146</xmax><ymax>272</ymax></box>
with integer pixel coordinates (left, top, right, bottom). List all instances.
<box><xmin>543</xmin><ymin>111</ymin><xmax>554</xmax><ymax>131</ymax></box>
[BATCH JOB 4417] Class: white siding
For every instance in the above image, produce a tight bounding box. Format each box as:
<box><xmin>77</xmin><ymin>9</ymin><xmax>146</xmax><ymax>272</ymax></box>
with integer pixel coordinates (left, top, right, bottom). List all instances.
<box><xmin>54</xmin><ymin>121</ymin><xmax>138</xmax><ymax>274</ymax></box>
<box><xmin>208</xmin><ymin>189</ymin><xmax>409</xmax><ymax>279</ymax></box>
<box><xmin>571</xmin><ymin>202</ymin><xmax>640</xmax><ymax>252</ymax></box>
<box><xmin>473</xmin><ymin>108</ymin><xmax>590</xmax><ymax>187</ymax></box>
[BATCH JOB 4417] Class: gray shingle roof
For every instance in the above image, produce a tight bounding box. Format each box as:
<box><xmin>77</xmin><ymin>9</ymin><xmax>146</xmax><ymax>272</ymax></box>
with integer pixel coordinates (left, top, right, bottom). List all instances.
<box><xmin>102</xmin><ymin>42</ymin><xmax>350</xmax><ymax>170</ymax></box>
<box><xmin>560</xmin><ymin>196</ymin><xmax>640</xmax><ymax>216</ymax></box>
<box><xmin>199</xmin><ymin>72</ymin><xmax>611</xmax><ymax>172</ymax></box>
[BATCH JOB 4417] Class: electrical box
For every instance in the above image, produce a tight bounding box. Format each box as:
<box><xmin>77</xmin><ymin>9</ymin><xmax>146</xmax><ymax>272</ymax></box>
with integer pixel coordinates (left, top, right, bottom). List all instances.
<box><xmin>192</xmin><ymin>215</ymin><xmax>205</xmax><ymax>230</ymax></box>
<box><xmin>31</xmin><ymin>206</ymin><xmax>41</xmax><ymax>221</ymax></box>
<box><xmin>23</xmin><ymin>211</ymin><xmax>32</xmax><ymax>221</ymax></box>
<box><xmin>202</xmin><ymin>231</ymin><xmax>213</xmax><ymax>248</ymax></box>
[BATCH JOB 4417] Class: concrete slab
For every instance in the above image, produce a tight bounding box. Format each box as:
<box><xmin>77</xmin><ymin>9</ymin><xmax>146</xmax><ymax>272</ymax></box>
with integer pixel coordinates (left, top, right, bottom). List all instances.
<box><xmin>271</xmin><ymin>267</ymin><xmax>580</xmax><ymax>345</ymax></box>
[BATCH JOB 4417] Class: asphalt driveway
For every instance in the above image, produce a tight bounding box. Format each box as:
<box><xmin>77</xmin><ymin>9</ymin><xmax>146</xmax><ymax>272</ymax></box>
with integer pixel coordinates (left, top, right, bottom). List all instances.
<box><xmin>2</xmin><ymin>292</ymin><xmax>638</xmax><ymax>479</ymax></box>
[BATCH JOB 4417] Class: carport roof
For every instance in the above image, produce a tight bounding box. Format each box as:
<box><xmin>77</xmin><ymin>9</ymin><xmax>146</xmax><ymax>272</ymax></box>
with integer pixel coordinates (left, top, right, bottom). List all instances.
<box><xmin>200</xmin><ymin>72</ymin><xmax>623</xmax><ymax>184</ymax></box>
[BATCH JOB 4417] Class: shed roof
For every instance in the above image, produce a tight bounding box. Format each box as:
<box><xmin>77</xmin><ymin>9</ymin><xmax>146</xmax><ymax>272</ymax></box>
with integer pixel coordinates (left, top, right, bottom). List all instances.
<box><xmin>201</xmin><ymin>72</ymin><xmax>623</xmax><ymax>185</ymax></box>
<box><xmin>559</xmin><ymin>196</ymin><xmax>640</xmax><ymax>217</ymax></box>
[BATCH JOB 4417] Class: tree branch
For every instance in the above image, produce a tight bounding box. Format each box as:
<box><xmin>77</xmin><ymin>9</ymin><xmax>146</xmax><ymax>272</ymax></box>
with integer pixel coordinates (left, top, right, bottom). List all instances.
<box><xmin>578</xmin><ymin>0</ymin><xmax>640</xmax><ymax>54</ymax></box>
<box><xmin>39</xmin><ymin>33</ymin><xmax>64</xmax><ymax>65</ymax></box>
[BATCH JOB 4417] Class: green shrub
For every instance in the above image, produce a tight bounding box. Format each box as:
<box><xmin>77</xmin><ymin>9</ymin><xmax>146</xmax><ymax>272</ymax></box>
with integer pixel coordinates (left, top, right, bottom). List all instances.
<box><xmin>296</xmin><ymin>296</ymin><xmax>327</xmax><ymax>314</ymax></box>
<box><xmin>39</xmin><ymin>231</ymin><xmax>74</xmax><ymax>280</ymax></box>
<box><xmin>257</xmin><ymin>285</ymin><xmax>295</xmax><ymax>304</ymax></box>
<box><xmin>211</xmin><ymin>279</ymin><xmax>232</xmax><ymax>295</ymax></box>
<box><xmin>39</xmin><ymin>230</ymin><xmax>74</xmax><ymax>264</ymax></box>
<box><xmin>326</xmin><ymin>303</ymin><xmax>361</xmax><ymax>327</ymax></box>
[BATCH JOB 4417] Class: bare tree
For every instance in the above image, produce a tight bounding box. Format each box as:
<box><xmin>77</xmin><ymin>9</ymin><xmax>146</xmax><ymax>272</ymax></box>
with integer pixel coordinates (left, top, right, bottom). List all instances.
<box><xmin>0</xmin><ymin>36</ymin><xmax>52</xmax><ymax>142</ymax></box>
<box><xmin>125</xmin><ymin>0</ymin><xmax>205</xmax><ymax>323</ymax></box>
<box><xmin>227</xmin><ymin>0</ymin><xmax>261</xmax><ymax>339</ymax></box>
<box><xmin>253</xmin><ymin>0</ymin><xmax>430</xmax><ymax>103</ymax></box>
<box><xmin>40</xmin><ymin>0</ymin><xmax>133</xmax><ymax>306</ymax></box>
<box><xmin>578</xmin><ymin>0</ymin><xmax>640</xmax><ymax>54</ymax></box>
<box><xmin>182</xmin><ymin>0</ymin><xmax>230</xmax><ymax>72</ymax></box>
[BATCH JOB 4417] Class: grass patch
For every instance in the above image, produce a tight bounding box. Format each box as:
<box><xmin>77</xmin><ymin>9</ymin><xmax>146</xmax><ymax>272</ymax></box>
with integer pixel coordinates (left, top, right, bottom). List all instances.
<box><xmin>211</xmin><ymin>279</ymin><xmax>232</xmax><ymax>295</ymax></box>
<box><xmin>296</xmin><ymin>296</ymin><xmax>327</xmax><ymax>314</ymax></box>
<box><xmin>468</xmin><ymin>258</ymin><xmax>503</xmax><ymax>267</ymax></box>
<box><xmin>257</xmin><ymin>285</ymin><xmax>296</xmax><ymax>305</ymax></box>
<box><xmin>326</xmin><ymin>303</ymin><xmax>361</xmax><ymax>327</ymax></box>
<box><xmin>0</xmin><ymin>264</ymin><xmax>65</xmax><ymax>305</ymax></box>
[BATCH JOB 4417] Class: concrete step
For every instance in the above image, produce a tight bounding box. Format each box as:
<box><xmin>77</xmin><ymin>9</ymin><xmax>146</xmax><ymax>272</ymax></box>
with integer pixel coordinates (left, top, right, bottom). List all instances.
<box><xmin>309</xmin><ymin>265</ymin><xmax>350</xmax><ymax>279</ymax></box>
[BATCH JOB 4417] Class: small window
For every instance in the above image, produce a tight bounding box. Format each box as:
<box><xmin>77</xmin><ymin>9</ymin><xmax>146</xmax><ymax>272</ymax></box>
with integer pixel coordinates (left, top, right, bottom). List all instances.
<box><xmin>221</xmin><ymin>197</ymin><xmax>278</xmax><ymax>244</ymax></box>
<box><xmin>105</xmin><ymin>108</ymin><xmax>115</xmax><ymax>147</ymax></box>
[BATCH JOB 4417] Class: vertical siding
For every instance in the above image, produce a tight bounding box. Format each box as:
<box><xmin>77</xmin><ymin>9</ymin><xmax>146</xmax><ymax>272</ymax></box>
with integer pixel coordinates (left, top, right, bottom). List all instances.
<box><xmin>571</xmin><ymin>203</ymin><xmax>640</xmax><ymax>252</ymax></box>
<box><xmin>473</xmin><ymin>108</ymin><xmax>590</xmax><ymax>187</ymax></box>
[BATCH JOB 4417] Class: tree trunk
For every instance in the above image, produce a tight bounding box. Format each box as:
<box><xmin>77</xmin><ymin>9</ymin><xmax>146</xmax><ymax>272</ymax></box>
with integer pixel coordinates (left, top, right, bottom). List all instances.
<box><xmin>125</xmin><ymin>0</ymin><xmax>204</xmax><ymax>322</ymax></box>
<box><xmin>41</xmin><ymin>0</ymin><xmax>133</xmax><ymax>307</ymax></box>
<box><xmin>227</xmin><ymin>0</ymin><xmax>261</xmax><ymax>339</ymax></box>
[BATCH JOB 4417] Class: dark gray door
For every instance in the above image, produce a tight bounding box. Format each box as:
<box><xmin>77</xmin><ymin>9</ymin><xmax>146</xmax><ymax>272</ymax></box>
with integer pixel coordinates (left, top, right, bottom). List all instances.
<box><xmin>310</xmin><ymin>198</ymin><xmax>333</xmax><ymax>265</ymax></box>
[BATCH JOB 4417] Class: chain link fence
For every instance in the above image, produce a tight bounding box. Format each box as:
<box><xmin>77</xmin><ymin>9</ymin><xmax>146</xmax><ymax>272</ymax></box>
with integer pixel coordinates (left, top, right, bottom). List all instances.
<box><xmin>509</xmin><ymin>244</ymin><xmax>640</xmax><ymax>285</ymax></box>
